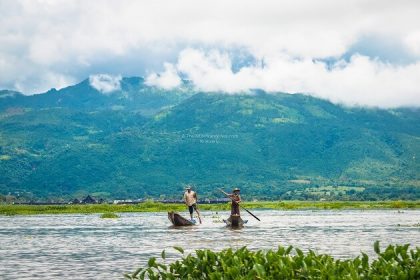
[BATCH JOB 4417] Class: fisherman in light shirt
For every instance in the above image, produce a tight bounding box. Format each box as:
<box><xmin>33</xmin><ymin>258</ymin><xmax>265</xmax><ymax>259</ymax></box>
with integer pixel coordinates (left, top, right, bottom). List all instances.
<box><xmin>183</xmin><ymin>185</ymin><xmax>202</xmax><ymax>223</ymax></box>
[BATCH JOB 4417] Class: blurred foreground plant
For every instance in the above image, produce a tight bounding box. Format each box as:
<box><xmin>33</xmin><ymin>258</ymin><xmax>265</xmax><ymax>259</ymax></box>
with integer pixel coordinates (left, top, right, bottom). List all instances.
<box><xmin>125</xmin><ymin>241</ymin><xmax>419</xmax><ymax>279</ymax></box>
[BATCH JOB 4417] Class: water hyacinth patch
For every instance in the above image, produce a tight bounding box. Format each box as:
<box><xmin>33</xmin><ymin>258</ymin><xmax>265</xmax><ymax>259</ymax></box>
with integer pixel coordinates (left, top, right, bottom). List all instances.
<box><xmin>126</xmin><ymin>242</ymin><xmax>419</xmax><ymax>279</ymax></box>
<box><xmin>100</xmin><ymin>212</ymin><xmax>119</xmax><ymax>218</ymax></box>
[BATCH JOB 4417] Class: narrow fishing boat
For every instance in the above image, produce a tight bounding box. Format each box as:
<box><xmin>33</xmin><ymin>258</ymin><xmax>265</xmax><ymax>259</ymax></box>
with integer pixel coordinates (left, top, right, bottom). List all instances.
<box><xmin>223</xmin><ymin>214</ymin><xmax>247</xmax><ymax>228</ymax></box>
<box><xmin>168</xmin><ymin>211</ymin><xmax>196</xmax><ymax>226</ymax></box>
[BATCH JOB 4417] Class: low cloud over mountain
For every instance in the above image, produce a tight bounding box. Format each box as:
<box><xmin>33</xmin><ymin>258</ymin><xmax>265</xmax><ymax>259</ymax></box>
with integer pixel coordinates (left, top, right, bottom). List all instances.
<box><xmin>148</xmin><ymin>48</ymin><xmax>420</xmax><ymax>108</ymax></box>
<box><xmin>1</xmin><ymin>0</ymin><xmax>420</xmax><ymax>108</ymax></box>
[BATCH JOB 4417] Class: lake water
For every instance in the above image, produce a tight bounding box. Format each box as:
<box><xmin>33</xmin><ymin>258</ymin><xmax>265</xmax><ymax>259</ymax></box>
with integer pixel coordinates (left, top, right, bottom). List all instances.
<box><xmin>0</xmin><ymin>210</ymin><xmax>419</xmax><ymax>279</ymax></box>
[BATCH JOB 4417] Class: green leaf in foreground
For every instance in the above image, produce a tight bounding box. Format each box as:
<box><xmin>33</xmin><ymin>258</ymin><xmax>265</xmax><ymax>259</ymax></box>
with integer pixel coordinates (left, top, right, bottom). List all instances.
<box><xmin>129</xmin><ymin>243</ymin><xmax>420</xmax><ymax>279</ymax></box>
<box><xmin>148</xmin><ymin>257</ymin><xmax>157</xmax><ymax>268</ymax></box>
<box><xmin>173</xmin><ymin>246</ymin><xmax>184</xmax><ymax>254</ymax></box>
<box><xmin>374</xmin><ymin>240</ymin><xmax>380</xmax><ymax>254</ymax></box>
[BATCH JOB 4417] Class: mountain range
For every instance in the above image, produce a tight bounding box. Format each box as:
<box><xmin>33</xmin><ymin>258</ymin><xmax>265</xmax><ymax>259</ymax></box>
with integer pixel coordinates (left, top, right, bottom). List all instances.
<box><xmin>1</xmin><ymin>77</ymin><xmax>419</xmax><ymax>200</ymax></box>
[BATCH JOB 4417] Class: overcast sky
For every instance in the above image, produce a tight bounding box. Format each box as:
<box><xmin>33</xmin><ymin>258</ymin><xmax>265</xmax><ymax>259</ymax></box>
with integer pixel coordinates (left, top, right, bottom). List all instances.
<box><xmin>1</xmin><ymin>0</ymin><xmax>420</xmax><ymax>107</ymax></box>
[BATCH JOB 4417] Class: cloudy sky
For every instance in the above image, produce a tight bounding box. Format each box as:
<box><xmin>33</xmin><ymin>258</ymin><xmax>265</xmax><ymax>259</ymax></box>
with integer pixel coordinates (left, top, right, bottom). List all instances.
<box><xmin>1</xmin><ymin>0</ymin><xmax>420</xmax><ymax>107</ymax></box>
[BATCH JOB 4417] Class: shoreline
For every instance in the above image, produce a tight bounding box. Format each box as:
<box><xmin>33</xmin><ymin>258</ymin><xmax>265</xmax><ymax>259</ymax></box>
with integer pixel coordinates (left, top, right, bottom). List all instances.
<box><xmin>0</xmin><ymin>200</ymin><xmax>419</xmax><ymax>215</ymax></box>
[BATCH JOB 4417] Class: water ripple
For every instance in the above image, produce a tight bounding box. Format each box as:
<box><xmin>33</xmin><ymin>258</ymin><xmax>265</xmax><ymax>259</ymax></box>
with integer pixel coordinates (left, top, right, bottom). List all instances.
<box><xmin>0</xmin><ymin>210</ymin><xmax>419</xmax><ymax>279</ymax></box>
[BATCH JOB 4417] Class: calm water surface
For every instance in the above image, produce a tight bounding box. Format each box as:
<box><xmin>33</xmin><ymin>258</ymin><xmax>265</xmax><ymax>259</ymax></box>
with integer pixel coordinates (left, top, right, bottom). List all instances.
<box><xmin>0</xmin><ymin>210</ymin><xmax>419</xmax><ymax>279</ymax></box>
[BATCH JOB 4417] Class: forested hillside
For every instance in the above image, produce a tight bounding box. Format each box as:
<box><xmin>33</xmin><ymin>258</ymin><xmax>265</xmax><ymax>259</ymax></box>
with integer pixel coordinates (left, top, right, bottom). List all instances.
<box><xmin>1</xmin><ymin>78</ymin><xmax>419</xmax><ymax>200</ymax></box>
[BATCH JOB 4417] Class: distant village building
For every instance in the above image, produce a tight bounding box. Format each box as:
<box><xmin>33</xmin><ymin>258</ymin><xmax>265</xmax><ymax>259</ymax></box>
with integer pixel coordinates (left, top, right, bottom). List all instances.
<box><xmin>71</xmin><ymin>198</ymin><xmax>81</xmax><ymax>204</ymax></box>
<box><xmin>82</xmin><ymin>195</ymin><xmax>97</xmax><ymax>204</ymax></box>
<box><xmin>204</xmin><ymin>198</ymin><xmax>230</xmax><ymax>204</ymax></box>
<box><xmin>113</xmin><ymin>199</ymin><xmax>142</xmax><ymax>204</ymax></box>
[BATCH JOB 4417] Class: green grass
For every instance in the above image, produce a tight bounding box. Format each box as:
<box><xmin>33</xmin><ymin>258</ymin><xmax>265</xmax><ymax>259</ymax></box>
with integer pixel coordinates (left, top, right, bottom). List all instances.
<box><xmin>125</xmin><ymin>242</ymin><xmax>420</xmax><ymax>279</ymax></box>
<box><xmin>0</xmin><ymin>201</ymin><xmax>185</xmax><ymax>215</ymax></box>
<box><xmin>0</xmin><ymin>200</ymin><xmax>419</xmax><ymax>216</ymax></box>
<box><xmin>240</xmin><ymin>200</ymin><xmax>420</xmax><ymax>210</ymax></box>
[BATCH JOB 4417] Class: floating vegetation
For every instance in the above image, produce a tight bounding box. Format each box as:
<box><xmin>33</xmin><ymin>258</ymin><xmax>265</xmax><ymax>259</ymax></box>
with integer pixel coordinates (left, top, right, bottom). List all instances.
<box><xmin>100</xmin><ymin>212</ymin><xmax>119</xmax><ymax>218</ymax></box>
<box><xmin>211</xmin><ymin>212</ymin><xmax>224</xmax><ymax>223</ymax></box>
<box><xmin>0</xmin><ymin>200</ymin><xmax>419</xmax><ymax>216</ymax></box>
<box><xmin>126</xmin><ymin>242</ymin><xmax>419</xmax><ymax>279</ymax></box>
<box><xmin>397</xmin><ymin>223</ymin><xmax>420</xmax><ymax>227</ymax></box>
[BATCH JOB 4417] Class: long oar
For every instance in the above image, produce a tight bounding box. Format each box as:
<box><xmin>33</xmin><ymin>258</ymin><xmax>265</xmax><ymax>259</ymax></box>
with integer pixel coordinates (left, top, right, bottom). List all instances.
<box><xmin>218</xmin><ymin>188</ymin><xmax>260</xmax><ymax>221</ymax></box>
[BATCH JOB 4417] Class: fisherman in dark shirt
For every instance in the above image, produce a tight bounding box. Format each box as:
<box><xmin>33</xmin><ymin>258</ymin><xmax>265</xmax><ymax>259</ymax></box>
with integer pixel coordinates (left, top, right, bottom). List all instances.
<box><xmin>228</xmin><ymin>187</ymin><xmax>241</xmax><ymax>215</ymax></box>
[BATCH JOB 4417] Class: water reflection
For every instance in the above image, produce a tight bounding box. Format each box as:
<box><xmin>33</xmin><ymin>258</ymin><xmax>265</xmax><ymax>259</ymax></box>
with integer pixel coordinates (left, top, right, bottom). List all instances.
<box><xmin>0</xmin><ymin>210</ymin><xmax>419</xmax><ymax>279</ymax></box>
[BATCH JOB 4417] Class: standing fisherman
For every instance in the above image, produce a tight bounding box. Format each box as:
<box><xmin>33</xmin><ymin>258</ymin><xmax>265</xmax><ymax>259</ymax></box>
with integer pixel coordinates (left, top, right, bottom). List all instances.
<box><xmin>183</xmin><ymin>186</ymin><xmax>202</xmax><ymax>223</ymax></box>
<box><xmin>219</xmin><ymin>188</ymin><xmax>260</xmax><ymax>222</ymax></box>
<box><xmin>228</xmin><ymin>187</ymin><xmax>241</xmax><ymax>215</ymax></box>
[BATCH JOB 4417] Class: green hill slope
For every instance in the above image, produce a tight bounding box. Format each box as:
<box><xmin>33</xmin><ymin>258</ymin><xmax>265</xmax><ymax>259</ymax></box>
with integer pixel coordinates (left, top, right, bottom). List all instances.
<box><xmin>0</xmin><ymin>82</ymin><xmax>419</xmax><ymax>200</ymax></box>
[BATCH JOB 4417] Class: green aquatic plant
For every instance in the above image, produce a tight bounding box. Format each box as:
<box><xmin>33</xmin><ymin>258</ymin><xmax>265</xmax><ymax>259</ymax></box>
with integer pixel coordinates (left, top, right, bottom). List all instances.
<box><xmin>391</xmin><ymin>200</ymin><xmax>407</xmax><ymax>208</ymax></box>
<box><xmin>100</xmin><ymin>212</ymin><xmax>119</xmax><ymax>218</ymax></box>
<box><xmin>125</xmin><ymin>242</ymin><xmax>419</xmax><ymax>279</ymax></box>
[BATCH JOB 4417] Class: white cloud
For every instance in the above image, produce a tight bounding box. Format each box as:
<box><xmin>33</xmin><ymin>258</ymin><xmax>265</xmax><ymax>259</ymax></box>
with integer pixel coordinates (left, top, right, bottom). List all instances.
<box><xmin>89</xmin><ymin>74</ymin><xmax>121</xmax><ymax>94</ymax></box>
<box><xmin>0</xmin><ymin>0</ymin><xmax>420</xmax><ymax>107</ymax></box>
<box><xmin>145</xmin><ymin>63</ymin><xmax>181</xmax><ymax>89</ymax></box>
<box><xmin>149</xmin><ymin>48</ymin><xmax>420</xmax><ymax>108</ymax></box>
<box><xmin>405</xmin><ymin>31</ymin><xmax>420</xmax><ymax>56</ymax></box>
<box><xmin>13</xmin><ymin>72</ymin><xmax>76</xmax><ymax>94</ymax></box>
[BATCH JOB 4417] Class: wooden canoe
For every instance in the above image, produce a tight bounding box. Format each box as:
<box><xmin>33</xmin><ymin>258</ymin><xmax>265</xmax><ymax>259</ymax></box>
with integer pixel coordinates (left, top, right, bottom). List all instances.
<box><xmin>168</xmin><ymin>211</ymin><xmax>196</xmax><ymax>226</ymax></box>
<box><xmin>224</xmin><ymin>214</ymin><xmax>247</xmax><ymax>228</ymax></box>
